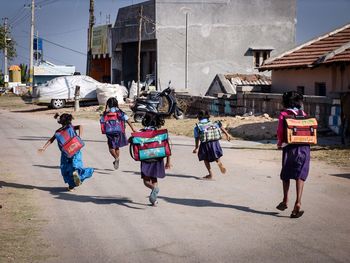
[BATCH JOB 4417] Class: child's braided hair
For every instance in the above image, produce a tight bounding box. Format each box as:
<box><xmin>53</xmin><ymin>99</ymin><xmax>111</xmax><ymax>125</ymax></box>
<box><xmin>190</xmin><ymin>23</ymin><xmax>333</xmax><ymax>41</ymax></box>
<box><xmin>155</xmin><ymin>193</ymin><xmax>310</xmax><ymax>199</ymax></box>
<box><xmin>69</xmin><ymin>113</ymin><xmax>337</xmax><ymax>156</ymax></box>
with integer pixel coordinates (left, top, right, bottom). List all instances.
<box><xmin>54</xmin><ymin>113</ymin><xmax>73</xmax><ymax>126</ymax></box>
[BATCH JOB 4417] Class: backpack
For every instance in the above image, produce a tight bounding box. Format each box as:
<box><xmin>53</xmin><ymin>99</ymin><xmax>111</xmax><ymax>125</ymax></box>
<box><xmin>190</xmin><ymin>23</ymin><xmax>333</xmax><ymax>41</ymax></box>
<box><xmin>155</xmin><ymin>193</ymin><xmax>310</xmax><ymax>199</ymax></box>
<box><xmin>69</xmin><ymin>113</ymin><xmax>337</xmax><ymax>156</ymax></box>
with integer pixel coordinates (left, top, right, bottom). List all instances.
<box><xmin>55</xmin><ymin>125</ymin><xmax>85</xmax><ymax>158</ymax></box>
<box><xmin>196</xmin><ymin>121</ymin><xmax>222</xmax><ymax>142</ymax></box>
<box><xmin>284</xmin><ymin>109</ymin><xmax>318</xmax><ymax>145</ymax></box>
<box><xmin>129</xmin><ymin>129</ymin><xmax>171</xmax><ymax>162</ymax></box>
<box><xmin>100</xmin><ymin>111</ymin><xmax>125</xmax><ymax>135</ymax></box>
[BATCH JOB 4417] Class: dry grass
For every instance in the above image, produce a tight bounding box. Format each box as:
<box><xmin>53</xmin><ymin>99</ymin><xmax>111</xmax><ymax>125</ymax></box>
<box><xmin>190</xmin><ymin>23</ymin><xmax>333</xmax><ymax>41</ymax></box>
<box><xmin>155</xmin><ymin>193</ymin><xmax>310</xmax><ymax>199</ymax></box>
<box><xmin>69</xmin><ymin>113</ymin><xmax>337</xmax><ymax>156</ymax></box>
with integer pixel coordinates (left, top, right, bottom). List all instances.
<box><xmin>0</xmin><ymin>164</ymin><xmax>51</xmax><ymax>262</ymax></box>
<box><xmin>311</xmin><ymin>146</ymin><xmax>350</xmax><ymax>168</ymax></box>
<box><xmin>0</xmin><ymin>94</ymin><xmax>30</xmax><ymax>109</ymax></box>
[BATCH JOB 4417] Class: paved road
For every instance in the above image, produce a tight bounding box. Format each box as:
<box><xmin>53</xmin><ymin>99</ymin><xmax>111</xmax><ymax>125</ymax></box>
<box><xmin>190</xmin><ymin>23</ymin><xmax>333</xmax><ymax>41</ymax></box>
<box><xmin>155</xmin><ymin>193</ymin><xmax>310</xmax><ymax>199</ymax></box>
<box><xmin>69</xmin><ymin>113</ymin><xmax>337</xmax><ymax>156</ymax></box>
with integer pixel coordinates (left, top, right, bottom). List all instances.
<box><xmin>1</xmin><ymin>110</ymin><xmax>349</xmax><ymax>263</ymax></box>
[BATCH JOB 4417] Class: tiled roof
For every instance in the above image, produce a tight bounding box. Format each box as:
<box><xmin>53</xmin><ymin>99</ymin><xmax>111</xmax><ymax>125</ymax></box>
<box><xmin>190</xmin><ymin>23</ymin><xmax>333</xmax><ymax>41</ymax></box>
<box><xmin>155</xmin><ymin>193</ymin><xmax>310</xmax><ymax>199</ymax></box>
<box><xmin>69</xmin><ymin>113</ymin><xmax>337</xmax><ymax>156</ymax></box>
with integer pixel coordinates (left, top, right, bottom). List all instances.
<box><xmin>225</xmin><ymin>73</ymin><xmax>271</xmax><ymax>85</ymax></box>
<box><xmin>260</xmin><ymin>23</ymin><xmax>350</xmax><ymax>70</ymax></box>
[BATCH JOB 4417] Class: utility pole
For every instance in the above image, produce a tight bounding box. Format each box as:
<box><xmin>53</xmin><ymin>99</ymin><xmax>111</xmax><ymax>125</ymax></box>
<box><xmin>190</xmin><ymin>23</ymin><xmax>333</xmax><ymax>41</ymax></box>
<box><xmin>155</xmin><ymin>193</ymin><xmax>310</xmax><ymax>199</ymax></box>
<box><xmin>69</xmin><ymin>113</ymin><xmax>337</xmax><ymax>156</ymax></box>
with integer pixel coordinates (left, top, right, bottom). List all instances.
<box><xmin>185</xmin><ymin>12</ymin><xmax>189</xmax><ymax>90</ymax></box>
<box><xmin>36</xmin><ymin>31</ymin><xmax>39</xmax><ymax>64</ymax></box>
<box><xmin>29</xmin><ymin>0</ymin><xmax>35</xmax><ymax>89</ymax></box>
<box><xmin>3</xmin><ymin>17</ymin><xmax>8</xmax><ymax>87</ymax></box>
<box><xmin>137</xmin><ymin>5</ymin><xmax>143</xmax><ymax>97</ymax></box>
<box><xmin>86</xmin><ymin>0</ymin><xmax>95</xmax><ymax>75</ymax></box>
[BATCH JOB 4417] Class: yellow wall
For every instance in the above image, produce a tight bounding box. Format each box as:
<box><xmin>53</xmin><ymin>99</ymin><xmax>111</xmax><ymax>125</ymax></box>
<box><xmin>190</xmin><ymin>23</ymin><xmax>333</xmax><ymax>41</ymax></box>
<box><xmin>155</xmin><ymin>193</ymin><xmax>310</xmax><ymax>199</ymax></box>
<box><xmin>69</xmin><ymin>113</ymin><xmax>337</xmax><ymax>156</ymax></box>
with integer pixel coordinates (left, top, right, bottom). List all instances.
<box><xmin>10</xmin><ymin>70</ymin><xmax>21</xmax><ymax>83</ymax></box>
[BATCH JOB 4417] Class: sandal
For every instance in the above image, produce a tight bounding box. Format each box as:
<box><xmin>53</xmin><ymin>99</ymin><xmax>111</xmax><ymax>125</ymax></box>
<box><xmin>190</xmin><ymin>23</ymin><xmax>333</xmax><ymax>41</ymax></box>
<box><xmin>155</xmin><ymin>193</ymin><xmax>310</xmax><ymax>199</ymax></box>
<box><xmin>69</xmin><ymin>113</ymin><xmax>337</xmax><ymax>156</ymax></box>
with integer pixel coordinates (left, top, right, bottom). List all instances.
<box><xmin>72</xmin><ymin>170</ymin><xmax>81</xmax><ymax>186</ymax></box>
<box><xmin>290</xmin><ymin>210</ymin><xmax>304</xmax><ymax>218</ymax></box>
<box><xmin>276</xmin><ymin>202</ymin><xmax>288</xmax><ymax>211</ymax></box>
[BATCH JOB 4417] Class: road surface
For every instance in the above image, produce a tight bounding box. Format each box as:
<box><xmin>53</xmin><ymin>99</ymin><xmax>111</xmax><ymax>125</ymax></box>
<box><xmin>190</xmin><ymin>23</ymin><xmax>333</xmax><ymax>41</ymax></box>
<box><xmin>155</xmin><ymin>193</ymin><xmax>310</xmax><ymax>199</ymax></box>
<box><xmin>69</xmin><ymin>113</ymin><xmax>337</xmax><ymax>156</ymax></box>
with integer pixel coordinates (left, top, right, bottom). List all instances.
<box><xmin>0</xmin><ymin>109</ymin><xmax>349</xmax><ymax>263</ymax></box>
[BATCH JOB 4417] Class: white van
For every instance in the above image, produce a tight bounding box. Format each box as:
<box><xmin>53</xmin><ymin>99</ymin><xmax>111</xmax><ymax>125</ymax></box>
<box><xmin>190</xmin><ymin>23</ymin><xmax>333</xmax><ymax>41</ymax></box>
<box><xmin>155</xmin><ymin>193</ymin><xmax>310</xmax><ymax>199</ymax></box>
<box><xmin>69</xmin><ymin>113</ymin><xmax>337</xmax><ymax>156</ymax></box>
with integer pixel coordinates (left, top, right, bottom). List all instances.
<box><xmin>32</xmin><ymin>75</ymin><xmax>100</xmax><ymax>109</ymax></box>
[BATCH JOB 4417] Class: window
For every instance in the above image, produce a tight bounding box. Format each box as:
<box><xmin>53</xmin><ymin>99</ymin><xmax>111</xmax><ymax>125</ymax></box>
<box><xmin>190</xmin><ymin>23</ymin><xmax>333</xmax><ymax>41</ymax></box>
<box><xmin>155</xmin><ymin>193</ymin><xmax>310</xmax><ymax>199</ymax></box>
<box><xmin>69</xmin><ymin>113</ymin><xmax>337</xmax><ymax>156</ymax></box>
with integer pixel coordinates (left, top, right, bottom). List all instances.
<box><xmin>253</xmin><ymin>50</ymin><xmax>271</xmax><ymax>68</ymax></box>
<box><xmin>263</xmin><ymin>51</ymin><xmax>270</xmax><ymax>61</ymax></box>
<box><xmin>254</xmin><ymin>51</ymin><xmax>260</xmax><ymax>67</ymax></box>
<box><xmin>315</xmin><ymin>82</ymin><xmax>326</xmax><ymax>96</ymax></box>
<box><xmin>297</xmin><ymin>86</ymin><xmax>305</xmax><ymax>95</ymax></box>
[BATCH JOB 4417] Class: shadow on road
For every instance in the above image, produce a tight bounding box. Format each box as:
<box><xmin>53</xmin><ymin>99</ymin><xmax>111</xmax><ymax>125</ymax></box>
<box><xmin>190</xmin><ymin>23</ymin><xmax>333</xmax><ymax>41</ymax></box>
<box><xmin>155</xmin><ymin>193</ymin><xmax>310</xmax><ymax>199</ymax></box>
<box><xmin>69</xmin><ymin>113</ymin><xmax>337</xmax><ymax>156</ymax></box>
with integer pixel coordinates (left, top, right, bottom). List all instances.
<box><xmin>329</xmin><ymin>173</ymin><xmax>350</xmax><ymax>179</ymax></box>
<box><xmin>15</xmin><ymin>136</ymin><xmax>51</xmax><ymax>141</ymax></box>
<box><xmin>122</xmin><ymin>170</ymin><xmax>201</xmax><ymax>180</ymax></box>
<box><xmin>158</xmin><ymin>196</ymin><xmax>281</xmax><ymax>217</ymax></box>
<box><xmin>33</xmin><ymin>164</ymin><xmax>114</xmax><ymax>175</ymax></box>
<box><xmin>0</xmin><ymin>180</ymin><xmax>146</xmax><ymax>209</ymax></box>
<box><xmin>171</xmin><ymin>142</ymin><xmax>276</xmax><ymax>151</ymax></box>
<box><xmin>16</xmin><ymin>136</ymin><xmax>105</xmax><ymax>143</ymax></box>
<box><xmin>11</xmin><ymin>107</ymin><xmax>51</xmax><ymax>113</ymax></box>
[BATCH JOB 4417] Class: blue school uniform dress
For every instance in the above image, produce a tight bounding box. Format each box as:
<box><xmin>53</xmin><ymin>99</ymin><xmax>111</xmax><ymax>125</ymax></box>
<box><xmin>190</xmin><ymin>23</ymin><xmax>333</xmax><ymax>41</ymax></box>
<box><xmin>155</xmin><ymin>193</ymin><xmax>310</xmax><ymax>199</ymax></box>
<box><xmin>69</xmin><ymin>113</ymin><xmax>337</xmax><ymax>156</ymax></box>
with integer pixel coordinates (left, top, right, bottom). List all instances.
<box><xmin>55</xmin><ymin>126</ymin><xmax>94</xmax><ymax>188</ymax></box>
<box><xmin>106</xmin><ymin>107</ymin><xmax>128</xmax><ymax>149</ymax></box>
<box><xmin>277</xmin><ymin>109</ymin><xmax>310</xmax><ymax>181</ymax></box>
<box><xmin>194</xmin><ymin>118</ymin><xmax>223</xmax><ymax>162</ymax></box>
<box><xmin>140</xmin><ymin>126</ymin><xmax>166</xmax><ymax>179</ymax></box>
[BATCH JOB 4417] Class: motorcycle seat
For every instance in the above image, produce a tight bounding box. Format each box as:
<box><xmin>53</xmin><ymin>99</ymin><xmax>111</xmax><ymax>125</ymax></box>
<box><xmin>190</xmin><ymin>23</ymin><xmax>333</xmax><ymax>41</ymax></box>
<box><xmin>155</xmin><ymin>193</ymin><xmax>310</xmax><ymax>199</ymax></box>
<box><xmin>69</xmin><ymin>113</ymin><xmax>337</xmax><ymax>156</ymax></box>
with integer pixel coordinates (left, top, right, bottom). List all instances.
<box><xmin>137</xmin><ymin>98</ymin><xmax>160</xmax><ymax>104</ymax></box>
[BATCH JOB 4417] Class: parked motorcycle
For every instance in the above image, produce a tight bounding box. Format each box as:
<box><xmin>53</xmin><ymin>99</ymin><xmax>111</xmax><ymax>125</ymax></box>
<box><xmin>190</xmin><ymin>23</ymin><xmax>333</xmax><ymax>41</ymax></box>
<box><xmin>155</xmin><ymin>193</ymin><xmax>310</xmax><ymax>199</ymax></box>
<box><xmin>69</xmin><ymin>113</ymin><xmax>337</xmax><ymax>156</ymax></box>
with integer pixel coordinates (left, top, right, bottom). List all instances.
<box><xmin>130</xmin><ymin>81</ymin><xmax>184</xmax><ymax>122</ymax></box>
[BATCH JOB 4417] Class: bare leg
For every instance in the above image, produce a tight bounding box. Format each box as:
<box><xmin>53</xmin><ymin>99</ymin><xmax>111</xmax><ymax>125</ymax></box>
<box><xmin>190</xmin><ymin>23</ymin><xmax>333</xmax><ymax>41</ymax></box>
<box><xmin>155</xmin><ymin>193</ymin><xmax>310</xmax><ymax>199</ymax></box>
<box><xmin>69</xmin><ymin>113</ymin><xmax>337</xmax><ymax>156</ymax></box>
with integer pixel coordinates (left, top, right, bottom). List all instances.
<box><xmin>203</xmin><ymin>160</ymin><xmax>213</xmax><ymax>179</ymax></box>
<box><xmin>144</xmin><ymin>177</ymin><xmax>159</xmax><ymax>205</ymax></box>
<box><xmin>289</xmin><ymin>179</ymin><xmax>305</xmax><ymax>218</ymax></box>
<box><xmin>143</xmin><ymin>177</ymin><xmax>158</xmax><ymax>190</ymax></box>
<box><xmin>109</xmin><ymin>148</ymin><xmax>120</xmax><ymax>169</ymax></box>
<box><xmin>283</xmin><ymin>179</ymin><xmax>290</xmax><ymax>205</ymax></box>
<box><xmin>143</xmin><ymin>179</ymin><xmax>154</xmax><ymax>190</ymax></box>
<box><xmin>216</xmin><ymin>158</ymin><xmax>226</xmax><ymax>174</ymax></box>
<box><xmin>109</xmin><ymin>148</ymin><xmax>118</xmax><ymax>159</ymax></box>
<box><xmin>276</xmin><ymin>179</ymin><xmax>289</xmax><ymax>210</ymax></box>
<box><xmin>294</xmin><ymin>179</ymin><xmax>304</xmax><ymax>211</ymax></box>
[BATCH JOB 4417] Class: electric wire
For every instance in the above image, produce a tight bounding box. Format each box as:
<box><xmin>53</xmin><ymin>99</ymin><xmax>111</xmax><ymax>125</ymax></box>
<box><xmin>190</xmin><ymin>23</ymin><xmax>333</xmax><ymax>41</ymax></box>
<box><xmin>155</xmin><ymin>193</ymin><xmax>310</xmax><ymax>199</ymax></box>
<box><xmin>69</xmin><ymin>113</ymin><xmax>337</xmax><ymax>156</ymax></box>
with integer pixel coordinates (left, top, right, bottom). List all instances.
<box><xmin>21</xmin><ymin>30</ymin><xmax>86</xmax><ymax>56</ymax></box>
<box><xmin>16</xmin><ymin>42</ymin><xmax>72</xmax><ymax>65</ymax></box>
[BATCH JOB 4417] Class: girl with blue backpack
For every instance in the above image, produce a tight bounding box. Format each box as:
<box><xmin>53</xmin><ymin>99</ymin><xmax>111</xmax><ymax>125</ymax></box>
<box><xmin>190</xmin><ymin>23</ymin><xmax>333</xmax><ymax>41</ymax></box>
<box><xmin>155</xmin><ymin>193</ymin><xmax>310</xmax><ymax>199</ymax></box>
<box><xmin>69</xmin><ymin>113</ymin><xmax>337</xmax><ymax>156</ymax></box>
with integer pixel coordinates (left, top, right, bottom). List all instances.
<box><xmin>193</xmin><ymin>110</ymin><xmax>231</xmax><ymax>180</ymax></box>
<box><xmin>100</xmin><ymin>97</ymin><xmax>136</xmax><ymax>169</ymax></box>
<box><xmin>38</xmin><ymin>113</ymin><xmax>94</xmax><ymax>191</ymax></box>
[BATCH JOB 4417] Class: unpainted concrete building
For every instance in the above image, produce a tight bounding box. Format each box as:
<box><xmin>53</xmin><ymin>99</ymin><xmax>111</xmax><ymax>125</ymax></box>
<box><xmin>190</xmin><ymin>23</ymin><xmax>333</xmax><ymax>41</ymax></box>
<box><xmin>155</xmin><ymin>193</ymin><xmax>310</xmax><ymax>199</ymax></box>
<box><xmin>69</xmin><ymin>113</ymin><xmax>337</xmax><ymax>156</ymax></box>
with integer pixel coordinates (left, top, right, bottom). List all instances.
<box><xmin>111</xmin><ymin>0</ymin><xmax>296</xmax><ymax>95</ymax></box>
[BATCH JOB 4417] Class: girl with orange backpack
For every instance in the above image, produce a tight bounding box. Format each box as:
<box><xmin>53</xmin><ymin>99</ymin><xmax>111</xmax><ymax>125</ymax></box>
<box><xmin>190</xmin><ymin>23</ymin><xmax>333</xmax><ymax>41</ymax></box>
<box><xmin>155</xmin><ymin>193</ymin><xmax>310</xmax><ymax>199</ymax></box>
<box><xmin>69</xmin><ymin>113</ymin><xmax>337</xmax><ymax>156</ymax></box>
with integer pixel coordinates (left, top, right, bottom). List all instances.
<box><xmin>276</xmin><ymin>91</ymin><xmax>315</xmax><ymax>218</ymax></box>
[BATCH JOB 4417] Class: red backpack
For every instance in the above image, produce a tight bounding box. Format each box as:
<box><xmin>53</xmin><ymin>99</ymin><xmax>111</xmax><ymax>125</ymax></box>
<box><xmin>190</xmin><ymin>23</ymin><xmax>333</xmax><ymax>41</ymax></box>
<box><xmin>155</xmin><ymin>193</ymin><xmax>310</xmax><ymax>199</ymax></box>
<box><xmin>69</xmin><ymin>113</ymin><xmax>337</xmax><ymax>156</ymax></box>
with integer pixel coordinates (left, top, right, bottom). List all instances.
<box><xmin>55</xmin><ymin>126</ymin><xmax>85</xmax><ymax>158</ymax></box>
<box><xmin>100</xmin><ymin>111</ymin><xmax>126</xmax><ymax>135</ymax></box>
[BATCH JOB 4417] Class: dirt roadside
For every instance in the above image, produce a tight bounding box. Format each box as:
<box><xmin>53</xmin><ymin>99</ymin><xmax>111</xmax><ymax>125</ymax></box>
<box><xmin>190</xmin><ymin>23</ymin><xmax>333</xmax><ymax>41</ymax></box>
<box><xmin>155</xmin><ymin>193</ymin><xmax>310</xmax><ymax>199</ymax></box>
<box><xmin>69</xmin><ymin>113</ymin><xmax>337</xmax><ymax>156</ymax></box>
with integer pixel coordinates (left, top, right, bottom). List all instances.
<box><xmin>0</xmin><ymin>161</ymin><xmax>52</xmax><ymax>262</ymax></box>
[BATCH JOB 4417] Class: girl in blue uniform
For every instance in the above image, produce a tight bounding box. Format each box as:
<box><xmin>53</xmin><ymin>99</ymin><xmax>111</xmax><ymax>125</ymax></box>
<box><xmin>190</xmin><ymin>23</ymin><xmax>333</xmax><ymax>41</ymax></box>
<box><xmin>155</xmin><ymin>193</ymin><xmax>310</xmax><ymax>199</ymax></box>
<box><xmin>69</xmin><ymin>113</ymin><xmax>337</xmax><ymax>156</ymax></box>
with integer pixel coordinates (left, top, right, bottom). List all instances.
<box><xmin>139</xmin><ymin>113</ymin><xmax>171</xmax><ymax>205</ymax></box>
<box><xmin>103</xmin><ymin>97</ymin><xmax>136</xmax><ymax>169</ymax></box>
<box><xmin>193</xmin><ymin>110</ymin><xmax>231</xmax><ymax>180</ymax></box>
<box><xmin>38</xmin><ymin>113</ymin><xmax>94</xmax><ymax>191</ymax></box>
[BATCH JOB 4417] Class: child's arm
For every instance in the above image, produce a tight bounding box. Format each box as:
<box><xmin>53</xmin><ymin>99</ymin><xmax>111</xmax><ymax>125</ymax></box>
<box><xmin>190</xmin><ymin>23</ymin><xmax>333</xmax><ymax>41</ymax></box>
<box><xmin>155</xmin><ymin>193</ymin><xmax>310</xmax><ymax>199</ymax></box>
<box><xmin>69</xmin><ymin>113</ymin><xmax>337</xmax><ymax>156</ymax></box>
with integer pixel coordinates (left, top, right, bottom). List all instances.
<box><xmin>165</xmin><ymin>156</ymin><xmax>171</xmax><ymax>169</ymax></box>
<box><xmin>193</xmin><ymin>137</ymin><xmax>200</xmax><ymax>153</ymax></box>
<box><xmin>74</xmin><ymin>125</ymin><xmax>83</xmax><ymax>137</ymax></box>
<box><xmin>126</xmin><ymin>120</ymin><xmax>137</xmax><ymax>133</ymax></box>
<box><xmin>38</xmin><ymin>135</ymin><xmax>56</xmax><ymax>153</ymax></box>
<box><xmin>276</xmin><ymin>112</ymin><xmax>285</xmax><ymax>149</ymax></box>
<box><xmin>220</xmin><ymin>126</ymin><xmax>231</xmax><ymax>141</ymax></box>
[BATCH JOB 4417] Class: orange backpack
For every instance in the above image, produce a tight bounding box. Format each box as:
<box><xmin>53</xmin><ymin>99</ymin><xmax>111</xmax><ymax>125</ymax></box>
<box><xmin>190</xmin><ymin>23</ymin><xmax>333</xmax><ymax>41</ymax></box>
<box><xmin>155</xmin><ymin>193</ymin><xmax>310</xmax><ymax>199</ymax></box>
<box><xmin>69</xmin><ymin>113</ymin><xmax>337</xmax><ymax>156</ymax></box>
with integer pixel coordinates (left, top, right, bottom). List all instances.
<box><xmin>284</xmin><ymin>110</ymin><xmax>318</xmax><ymax>145</ymax></box>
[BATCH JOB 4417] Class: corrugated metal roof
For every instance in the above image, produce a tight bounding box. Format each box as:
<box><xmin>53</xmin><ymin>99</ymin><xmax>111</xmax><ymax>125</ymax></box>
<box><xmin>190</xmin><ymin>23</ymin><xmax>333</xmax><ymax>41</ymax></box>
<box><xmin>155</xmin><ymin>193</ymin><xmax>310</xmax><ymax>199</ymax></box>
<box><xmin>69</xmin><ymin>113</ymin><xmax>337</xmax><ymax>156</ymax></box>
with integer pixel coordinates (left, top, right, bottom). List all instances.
<box><xmin>260</xmin><ymin>23</ymin><xmax>350</xmax><ymax>70</ymax></box>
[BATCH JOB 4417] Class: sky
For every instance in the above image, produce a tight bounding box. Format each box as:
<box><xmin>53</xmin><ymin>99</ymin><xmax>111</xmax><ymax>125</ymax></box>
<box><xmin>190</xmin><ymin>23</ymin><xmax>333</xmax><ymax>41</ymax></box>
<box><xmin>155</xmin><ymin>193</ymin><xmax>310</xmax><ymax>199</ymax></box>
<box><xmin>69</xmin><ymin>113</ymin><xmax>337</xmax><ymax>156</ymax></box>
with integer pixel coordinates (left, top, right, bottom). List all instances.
<box><xmin>0</xmin><ymin>0</ymin><xmax>350</xmax><ymax>74</ymax></box>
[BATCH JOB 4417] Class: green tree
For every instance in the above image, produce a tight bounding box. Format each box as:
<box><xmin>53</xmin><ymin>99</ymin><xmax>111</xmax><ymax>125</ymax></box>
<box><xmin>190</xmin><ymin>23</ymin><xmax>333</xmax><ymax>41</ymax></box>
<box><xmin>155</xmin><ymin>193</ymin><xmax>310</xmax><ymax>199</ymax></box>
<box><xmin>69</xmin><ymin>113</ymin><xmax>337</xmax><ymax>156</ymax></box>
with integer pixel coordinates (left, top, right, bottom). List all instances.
<box><xmin>0</xmin><ymin>70</ymin><xmax>4</xmax><ymax>86</ymax></box>
<box><xmin>20</xmin><ymin>63</ymin><xmax>28</xmax><ymax>83</ymax></box>
<box><xmin>0</xmin><ymin>25</ymin><xmax>16</xmax><ymax>61</ymax></box>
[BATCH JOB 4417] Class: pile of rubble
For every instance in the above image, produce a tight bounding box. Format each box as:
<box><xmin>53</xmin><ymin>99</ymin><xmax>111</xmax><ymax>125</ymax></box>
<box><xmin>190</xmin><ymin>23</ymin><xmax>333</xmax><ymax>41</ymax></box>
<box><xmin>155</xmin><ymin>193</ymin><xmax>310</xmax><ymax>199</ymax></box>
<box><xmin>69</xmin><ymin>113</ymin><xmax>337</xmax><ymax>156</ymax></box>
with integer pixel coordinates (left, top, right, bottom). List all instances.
<box><xmin>222</xmin><ymin>113</ymin><xmax>278</xmax><ymax>141</ymax></box>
